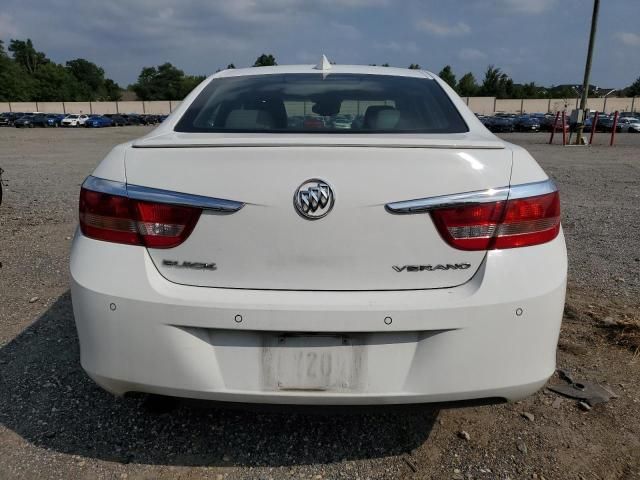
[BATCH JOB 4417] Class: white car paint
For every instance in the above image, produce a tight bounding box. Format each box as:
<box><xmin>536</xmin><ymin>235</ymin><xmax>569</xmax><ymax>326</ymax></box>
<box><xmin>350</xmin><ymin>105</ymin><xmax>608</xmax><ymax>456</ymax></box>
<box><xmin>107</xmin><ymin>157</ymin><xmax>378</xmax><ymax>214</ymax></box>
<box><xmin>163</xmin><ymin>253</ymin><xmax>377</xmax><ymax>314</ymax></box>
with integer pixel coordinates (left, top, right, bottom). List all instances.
<box><xmin>61</xmin><ymin>114</ymin><xmax>89</xmax><ymax>127</ymax></box>
<box><xmin>71</xmin><ymin>63</ymin><xmax>567</xmax><ymax>405</ymax></box>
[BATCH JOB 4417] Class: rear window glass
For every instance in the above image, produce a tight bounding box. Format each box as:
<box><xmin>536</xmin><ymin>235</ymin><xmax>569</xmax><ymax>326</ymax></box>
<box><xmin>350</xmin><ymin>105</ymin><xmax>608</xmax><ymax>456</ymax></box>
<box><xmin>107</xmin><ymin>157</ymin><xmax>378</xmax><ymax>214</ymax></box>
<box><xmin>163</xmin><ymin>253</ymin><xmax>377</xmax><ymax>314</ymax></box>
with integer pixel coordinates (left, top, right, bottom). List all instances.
<box><xmin>175</xmin><ymin>73</ymin><xmax>468</xmax><ymax>134</ymax></box>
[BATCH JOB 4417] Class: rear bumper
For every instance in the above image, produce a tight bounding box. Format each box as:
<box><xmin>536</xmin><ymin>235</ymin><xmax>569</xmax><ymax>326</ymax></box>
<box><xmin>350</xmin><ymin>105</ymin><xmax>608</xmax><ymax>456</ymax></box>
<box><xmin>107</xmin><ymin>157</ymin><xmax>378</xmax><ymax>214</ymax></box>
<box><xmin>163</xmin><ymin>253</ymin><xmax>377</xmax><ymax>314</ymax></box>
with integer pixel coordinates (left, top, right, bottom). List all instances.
<box><xmin>70</xmin><ymin>231</ymin><xmax>567</xmax><ymax>405</ymax></box>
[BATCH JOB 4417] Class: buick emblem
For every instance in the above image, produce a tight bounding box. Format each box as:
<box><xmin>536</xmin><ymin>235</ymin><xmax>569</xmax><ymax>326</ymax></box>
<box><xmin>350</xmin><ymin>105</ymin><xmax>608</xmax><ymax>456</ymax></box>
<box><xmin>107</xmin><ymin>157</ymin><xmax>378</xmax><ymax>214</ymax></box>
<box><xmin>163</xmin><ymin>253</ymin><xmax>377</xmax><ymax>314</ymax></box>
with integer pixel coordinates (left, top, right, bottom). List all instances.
<box><xmin>293</xmin><ymin>179</ymin><xmax>334</xmax><ymax>220</ymax></box>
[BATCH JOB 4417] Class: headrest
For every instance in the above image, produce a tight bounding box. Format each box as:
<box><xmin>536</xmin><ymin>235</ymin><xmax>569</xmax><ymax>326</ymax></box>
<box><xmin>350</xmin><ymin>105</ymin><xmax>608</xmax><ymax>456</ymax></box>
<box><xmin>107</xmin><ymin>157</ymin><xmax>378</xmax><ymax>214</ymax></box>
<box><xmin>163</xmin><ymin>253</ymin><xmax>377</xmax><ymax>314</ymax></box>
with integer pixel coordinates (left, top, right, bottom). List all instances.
<box><xmin>374</xmin><ymin>109</ymin><xmax>401</xmax><ymax>129</ymax></box>
<box><xmin>363</xmin><ymin>105</ymin><xmax>398</xmax><ymax>129</ymax></box>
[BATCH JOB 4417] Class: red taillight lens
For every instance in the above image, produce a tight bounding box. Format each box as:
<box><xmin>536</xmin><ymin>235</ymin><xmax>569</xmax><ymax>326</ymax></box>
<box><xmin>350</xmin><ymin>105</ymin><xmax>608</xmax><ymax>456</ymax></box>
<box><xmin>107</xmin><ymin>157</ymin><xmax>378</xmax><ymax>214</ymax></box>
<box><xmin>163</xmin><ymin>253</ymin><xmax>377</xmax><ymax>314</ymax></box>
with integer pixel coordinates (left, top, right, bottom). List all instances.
<box><xmin>79</xmin><ymin>189</ymin><xmax>140</xmax><ymax>245</ymax></box>
<box><xmin>79</xmin><ymin>188</ymin><xmax>201</xmax><ymax>248</ymax></box>
<box><xmin>430</xmin><ymin>191</ymin><xmax>560</xmax><ymax>251</ymax></box>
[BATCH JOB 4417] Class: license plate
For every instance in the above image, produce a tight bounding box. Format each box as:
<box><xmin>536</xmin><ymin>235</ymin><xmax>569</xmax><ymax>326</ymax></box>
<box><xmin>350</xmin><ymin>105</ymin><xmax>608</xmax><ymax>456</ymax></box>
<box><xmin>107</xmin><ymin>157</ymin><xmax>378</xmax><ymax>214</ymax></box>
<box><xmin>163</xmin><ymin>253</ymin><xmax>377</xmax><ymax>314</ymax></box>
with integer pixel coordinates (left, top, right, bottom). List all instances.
<box><xmin>263</xmin><ymin>335</ymin><xmax>360</xmax><ymax>391</ymax></box>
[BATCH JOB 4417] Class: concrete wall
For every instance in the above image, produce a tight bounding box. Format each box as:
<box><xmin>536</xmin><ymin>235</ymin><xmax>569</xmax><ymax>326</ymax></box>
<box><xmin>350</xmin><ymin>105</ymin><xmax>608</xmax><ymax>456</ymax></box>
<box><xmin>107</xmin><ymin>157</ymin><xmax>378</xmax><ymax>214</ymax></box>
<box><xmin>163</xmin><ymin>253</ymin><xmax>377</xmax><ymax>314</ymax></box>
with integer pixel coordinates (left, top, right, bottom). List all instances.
<box><xmin>467</xmin><ymin>97</ymin><xmax>495</xmax><ymax>115</ymax></box>
<box><xmin>495</xmin><ymin>99</ymin><xmax>523</xmax><ymax>114</ymax></box>
<box><xmin>584</xmin><ymin>98</ymin><xmax>605</xmax><ymax>112</ymax></box>
<box><xmin>6</xmin><ymin>102</ymin><xmax>38</xmax><ymax>113</ymax></box>
<box><xmin>64</xmin><ymin>102</ymin><xmax>92</xmax><ymax>114</ymax></box>
<box><xmin>37</xmin><ymin>102</ymin><xmax>65</xmax><ymax>113</ymax></box>
<box><xmin>603</xmin><ymin>97</ymin><xmax>635</xmax><ymax>113</ymax></box>
<box><xmin>549</xmin><ymin>98</ymin><xmax>577</xmax><ymax>113</ymax></box>
<box><xmin>117</xmin><ymin>101</ymin><xmax>145</xmax><ymax>114</ymax></box>
<box><xmin>144</xmin><ymin>101</ymin><xmax>171</xmax><ymax>114</ymax></box>
<box><xmin>93</xmin><ymin>102</ymin><xmax>118</xmax><ymax>114</ymax></box>
<box><xmin>1</xmin><ymin>98</ymin><xmax>637</xmax><ymax>117</ymax></box>
<box><xmin>521</xmin><ymin>99</ymin><xmax>551</xmax><ymax>113</ymax></box>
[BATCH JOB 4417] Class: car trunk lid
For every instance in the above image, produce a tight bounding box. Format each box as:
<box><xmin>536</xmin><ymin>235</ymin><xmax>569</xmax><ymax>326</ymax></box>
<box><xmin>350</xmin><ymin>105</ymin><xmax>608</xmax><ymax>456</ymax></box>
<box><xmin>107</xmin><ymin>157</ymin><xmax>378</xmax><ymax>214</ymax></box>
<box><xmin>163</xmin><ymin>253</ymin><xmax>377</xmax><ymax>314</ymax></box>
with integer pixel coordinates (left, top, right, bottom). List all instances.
<box><xmin>125</xmin><ymin>137</ymin><xmax>511</xmax><ymax>291</ymax></box>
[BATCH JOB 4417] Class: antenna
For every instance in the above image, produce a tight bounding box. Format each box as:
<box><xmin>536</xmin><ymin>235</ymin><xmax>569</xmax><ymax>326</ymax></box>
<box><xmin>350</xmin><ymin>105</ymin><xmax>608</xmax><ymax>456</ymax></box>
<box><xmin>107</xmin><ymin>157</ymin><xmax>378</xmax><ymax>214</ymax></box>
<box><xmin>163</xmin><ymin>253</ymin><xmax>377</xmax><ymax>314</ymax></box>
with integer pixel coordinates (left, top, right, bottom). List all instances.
<box><xmin>314</xmin><ymin>55</ymin><xmax>332</xmax><ymax>71</ymax></box>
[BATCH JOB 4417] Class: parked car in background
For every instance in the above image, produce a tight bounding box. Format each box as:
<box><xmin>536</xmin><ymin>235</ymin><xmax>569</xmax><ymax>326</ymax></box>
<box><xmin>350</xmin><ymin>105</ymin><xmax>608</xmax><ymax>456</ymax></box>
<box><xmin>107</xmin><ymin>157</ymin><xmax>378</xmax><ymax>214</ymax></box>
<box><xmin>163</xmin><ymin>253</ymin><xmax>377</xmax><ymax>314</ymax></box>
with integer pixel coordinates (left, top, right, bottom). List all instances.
<box><xmin>598</xmin><ymin>117</ymin><xmax>623</xmax><ymax>133</ymax></box>
<box><xmin>27</xmin><ymin>114</ymin><xmax>53</xmax><ymax>127</ymax></box>
<box><xmin>14</xmin><ymin>115</ymin><xmax>36</xmax><ymax>128</ymax></box>
<box><xmin>104</xmin><ymin>114</ymin><xmax>128</xmax><ymax>126</ymax></box>
<box><xmin>72</xmin><ymin>63</ymin><xmax>566</xmax><ymax>406</ymax></box>
<box><xmin>61</xmin><ymin>114</ymin><xmax>89</xmax><ymax>127</ymax></box>
<box><xmin>0</xmin><ymin>112</ymin><xmax>25</xmax><ymax>127</ymax></box>
<box><xmin>541</xmin><ymin>115</ymin><xmax>569</xmax><ymax>133</ymax></box>
<box><xmin>45</xmin><ymin>113</ymin><xmax>65</xmax><ymax>127</ymax></box>
<box><xmin>617</xmin><ymin>117</ymin><xmax>639</xmax><ymax>132</ymax></box>
<box><xmin>487</xmin><ymin>116</ymin><xmax>514</xmax><ymax>133</ymax></box>
<box><xmin>121</xmin><ymin>114</ymin><xmax>143</xmax><ymax>126</ymax></box>
<box><xmin>84</xmin><ymin>115</ymin><xmax>113</xmax><ymax>128</ymax></box>
<box><xmin>514</xmin><ymin>116</ymin><xmax>541</xmax><ymax>132</ymax></box>
<box><xmin>303</xmin><ymin>116</ymin><xmax>325</xmax><ymax>129</ymax></box>
<box><xmin>333</xmin><ymin>115</ymin><xmax>352</xmax><ymax>129</ymax></box>
<box><xmin>625</xmin><ymin>118</ymin><xmax>640</xmax><ymax>133</ymax></box>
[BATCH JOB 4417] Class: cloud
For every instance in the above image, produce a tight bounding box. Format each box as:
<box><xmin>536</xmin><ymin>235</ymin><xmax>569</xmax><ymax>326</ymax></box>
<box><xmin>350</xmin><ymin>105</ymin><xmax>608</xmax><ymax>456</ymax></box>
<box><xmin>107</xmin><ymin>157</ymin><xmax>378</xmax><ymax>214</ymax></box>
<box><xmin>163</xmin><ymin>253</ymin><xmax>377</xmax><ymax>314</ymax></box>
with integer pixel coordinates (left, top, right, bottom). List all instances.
<box><xmin>495</xmin><ymin>0</ymin><xmax>556</xmax><ymax>14</ymax></box>
<box><xmin>0</xmin><ymin>13</ymin><xmax>19</xmax><ymax>37</ymax></box>
<box><xmin>458</xmin><ymin>48</ymin><xmax>487</xmax><ymax>61</ymax></box>
<box><xmin>318</xmin><ymin>0</ymin><xmax>389</xmax><ymax>6</ymax></box>
<box><xmin>374</xmin><ymin>40</ymin><xmax>419</xmax><ymax>54</ymax></box>
<box><xmin>615</xmin><ymin>32</ymin><xmax>640</xmax><ymax>47</ymax></box>
<box><xmin>329</xmin><ymin>21</ymin><xmax>362</xmax><ymax>40</ymax></box>
<box><xmin>416</xmin><ymin>19</ymin><xmax>471</xmax><ymax>36</ymax></box>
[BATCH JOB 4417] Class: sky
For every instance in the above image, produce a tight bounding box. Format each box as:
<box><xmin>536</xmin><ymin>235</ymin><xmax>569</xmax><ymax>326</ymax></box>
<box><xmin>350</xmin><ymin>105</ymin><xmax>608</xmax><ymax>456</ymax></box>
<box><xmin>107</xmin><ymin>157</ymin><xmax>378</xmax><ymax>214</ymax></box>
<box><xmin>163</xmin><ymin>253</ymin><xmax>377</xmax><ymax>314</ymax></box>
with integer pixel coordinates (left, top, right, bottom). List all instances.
<box><xmin>1</xmin><ymin>0</ymin><xmax>639</xmax><ymax>89</ymax></box>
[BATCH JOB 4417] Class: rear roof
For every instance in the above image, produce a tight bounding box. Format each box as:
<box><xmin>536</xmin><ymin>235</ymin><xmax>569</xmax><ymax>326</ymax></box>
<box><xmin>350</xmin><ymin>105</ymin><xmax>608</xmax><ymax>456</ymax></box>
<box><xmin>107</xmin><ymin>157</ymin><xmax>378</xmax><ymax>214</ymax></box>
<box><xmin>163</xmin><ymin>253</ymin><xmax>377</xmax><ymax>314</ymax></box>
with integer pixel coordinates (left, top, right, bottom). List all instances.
<box><xmin>212</xmin><ymin>64</ymin><xmax>436</xmax><ymax>80</ymax></box>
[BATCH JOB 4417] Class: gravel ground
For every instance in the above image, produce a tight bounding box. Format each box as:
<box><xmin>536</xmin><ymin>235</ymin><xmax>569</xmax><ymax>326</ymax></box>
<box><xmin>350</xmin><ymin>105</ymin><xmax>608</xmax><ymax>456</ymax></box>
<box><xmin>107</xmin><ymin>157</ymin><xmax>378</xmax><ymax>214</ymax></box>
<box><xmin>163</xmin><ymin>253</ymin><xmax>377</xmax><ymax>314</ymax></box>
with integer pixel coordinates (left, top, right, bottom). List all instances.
<box><xmin>0</xmin><ymin>128</ymin><xmax>639</xmax><ymax>479</ymax></box>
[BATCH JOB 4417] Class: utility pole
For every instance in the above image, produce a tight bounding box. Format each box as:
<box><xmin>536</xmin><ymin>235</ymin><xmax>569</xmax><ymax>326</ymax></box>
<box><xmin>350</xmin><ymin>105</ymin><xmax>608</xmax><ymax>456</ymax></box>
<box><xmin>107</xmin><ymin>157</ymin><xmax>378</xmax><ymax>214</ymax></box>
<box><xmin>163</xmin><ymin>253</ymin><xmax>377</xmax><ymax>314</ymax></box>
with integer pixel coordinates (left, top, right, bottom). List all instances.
<box><xmin>575</xmin><ymin>0</ymin><xmax>600</xmax><ymax>145</ymax></box>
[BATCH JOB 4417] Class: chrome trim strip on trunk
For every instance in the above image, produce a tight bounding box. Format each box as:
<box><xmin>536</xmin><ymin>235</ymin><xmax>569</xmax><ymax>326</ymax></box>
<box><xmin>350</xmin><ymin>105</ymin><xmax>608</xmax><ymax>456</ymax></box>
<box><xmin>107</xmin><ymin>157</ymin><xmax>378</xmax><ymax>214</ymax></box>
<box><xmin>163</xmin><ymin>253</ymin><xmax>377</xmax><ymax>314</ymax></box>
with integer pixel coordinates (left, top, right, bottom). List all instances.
<box><xmin>385</xmin><ymin>187</ymin><xmax>509</xmax><ymax>214</ymax></box>
<box><xmin>385</xmin><ymin>179</ymin><xmax>557</xmax><ymax>214</ymax></box>
<box><xmin>82</xmin><ymin>176</ymin><xmax>245</xmax><ymax>213</ymax></box>
<box><xmin>82</xmin><ymin>176</ymin><xmax>127</xmax><ymax>197</ymax></box>
<box><xmin>507</xmin><ymin>179</ymin><xmax>558</xmax><ymax>200</ymax></box>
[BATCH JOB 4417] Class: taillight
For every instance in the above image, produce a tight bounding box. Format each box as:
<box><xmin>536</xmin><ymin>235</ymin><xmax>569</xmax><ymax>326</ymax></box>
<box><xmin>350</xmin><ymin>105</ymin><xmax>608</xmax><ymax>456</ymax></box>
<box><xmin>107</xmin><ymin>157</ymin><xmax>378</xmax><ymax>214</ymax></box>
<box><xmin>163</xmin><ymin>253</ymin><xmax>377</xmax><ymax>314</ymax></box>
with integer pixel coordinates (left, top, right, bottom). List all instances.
<box><xmin>79</xmin><ymin>188</ymin><xmax>201</xmax><ymax>248</ymax></box>
<box><xmin>431</xmin><ymin>191</ymin><xmax>560</xmax><ymax>251</ymax></box>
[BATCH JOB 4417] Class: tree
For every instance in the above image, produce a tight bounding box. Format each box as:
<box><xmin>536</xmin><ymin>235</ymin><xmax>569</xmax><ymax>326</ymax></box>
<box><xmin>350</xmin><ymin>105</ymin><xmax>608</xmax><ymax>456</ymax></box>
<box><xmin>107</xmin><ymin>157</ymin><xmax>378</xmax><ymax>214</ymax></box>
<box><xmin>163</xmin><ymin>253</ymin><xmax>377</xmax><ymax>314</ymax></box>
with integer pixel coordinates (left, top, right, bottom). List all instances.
<box><xmin>625</xmin><ymin>76</ymin><xmax>640</xmax><ymax>97</ymax></box>
<box><xmin>253</xmin><ymin>54</ymin><xmax>277</xmax><ymax>67</ymax></box>
<box><xmin>0</xmin><ymin>40</ymin><xmax>36</xmax><ymax>101</ymax></box>
<box><xmin>33</xmin><ymin>62</ymin><xmax>80</xmax><ymax>101</ymax></box>
<box><xmin>548</xmin><ymin>85</ymin><xmax>576</xmax><ymax>99</ymax></box>
<box><xmin>479</xmin><ymin>65</ymin><xmax>513</xmax><ymax>98</ymax></box>
<box><xmin>131</xmin><ymin>63</ymin><xmax>204</xmax><ymax>100</ymax></box>
<box><xmin>181</xmin><ymin>74</ymin><xmax>206</xmax><ymax>97</ymax></box>
<box><xmin>66</xmin><ymin>58</ymin><xmax>121</xmax><ymax>101</ymax></box>
<box><xmin>103</xmin><ymin>78</ymin><xmax>122</xmax><ymax>101</ymax></box>
<box><xmin>408</xmin><ymin>63</ymin><xmax>421</xmax><ymax>69</ymax></box>
<box><xmin>438</xmin><ymin>65</ymin><xmax>456</xmax><ymax>88</ymax></box>
<box><xmin>518</xmin><ymin>82</ymin><xmax>545</xmax><ymax>99</ymax></box>
<box><xmin>456</xmin><ymin>72</ymin><xmax>478</xmax><ymax>96</ymax></box>
<box><xmin>8</xmin><ymin>39</ymin><xmax>48</xmax><ymax>74</ymax></box>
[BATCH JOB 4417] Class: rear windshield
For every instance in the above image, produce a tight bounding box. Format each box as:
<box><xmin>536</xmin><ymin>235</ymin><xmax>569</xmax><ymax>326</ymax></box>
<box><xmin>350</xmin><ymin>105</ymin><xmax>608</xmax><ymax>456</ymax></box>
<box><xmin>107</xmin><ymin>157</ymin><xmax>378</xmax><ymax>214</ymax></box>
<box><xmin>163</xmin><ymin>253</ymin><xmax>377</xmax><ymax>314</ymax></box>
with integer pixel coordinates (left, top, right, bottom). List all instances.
<box><xmin>175</xmin><ymin>73</ymin><xmax>468</xmax><ymax>134</ymax></box>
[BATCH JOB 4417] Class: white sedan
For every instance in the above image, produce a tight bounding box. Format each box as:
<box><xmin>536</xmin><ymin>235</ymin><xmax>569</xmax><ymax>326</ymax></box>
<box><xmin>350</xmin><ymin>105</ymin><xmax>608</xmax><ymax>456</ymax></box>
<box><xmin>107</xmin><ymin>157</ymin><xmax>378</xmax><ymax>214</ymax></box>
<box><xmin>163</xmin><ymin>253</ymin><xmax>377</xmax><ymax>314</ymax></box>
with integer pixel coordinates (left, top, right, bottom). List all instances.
<box><xmin>71</xmin><ymin>59</ymin><xmax>567</xmax><ymax>405</ymax></box>
<box><xmin>61</xmin><ymin>114</ymin><xmax>89</xmax><ymax>127</ymax></box>
<box><xmin>619</xmin><ymin>117</ymin><xmax>640</xmax><ymax>133</ymax></box>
